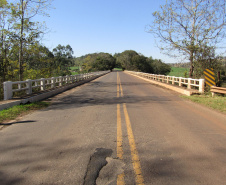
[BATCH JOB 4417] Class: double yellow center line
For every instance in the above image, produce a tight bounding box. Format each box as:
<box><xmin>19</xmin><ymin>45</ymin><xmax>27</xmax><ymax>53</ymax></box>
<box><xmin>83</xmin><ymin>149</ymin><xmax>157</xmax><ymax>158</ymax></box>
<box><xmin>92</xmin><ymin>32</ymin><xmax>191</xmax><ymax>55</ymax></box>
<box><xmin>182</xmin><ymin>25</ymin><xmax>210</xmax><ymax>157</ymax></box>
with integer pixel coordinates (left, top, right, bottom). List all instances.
<box><xmin>117</xmin><ymin>72</ymin><xmax>145</xmax><ymax>185</ymax></box>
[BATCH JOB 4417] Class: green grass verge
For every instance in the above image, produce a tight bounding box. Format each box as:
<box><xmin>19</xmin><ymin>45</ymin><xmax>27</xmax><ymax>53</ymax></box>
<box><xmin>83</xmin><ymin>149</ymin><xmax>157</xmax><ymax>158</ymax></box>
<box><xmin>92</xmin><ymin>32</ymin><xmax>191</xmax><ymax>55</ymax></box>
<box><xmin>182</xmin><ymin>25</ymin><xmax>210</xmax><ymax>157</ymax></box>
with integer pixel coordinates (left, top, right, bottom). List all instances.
<box><xmin>168</xmin><ymin>67</ymin><xmax>189</xmax><ymax>77</ymax></box>
<box><xmin>0</xmin><ymin>102</ymin><xmax>50</xmax><ymax>123</ymax></box>
<box><xmin>114</xmin><ymin>68</ymin><xmax>123</xmax><ymax>71</ymax></box>
<box><xmin>71</xmin><ymin>71</ymin><xmax>79</xmax><ymax>75</ymax></box>
<box><xmin>181</xmin><ymin>94</ymin><xmax>226</xmax><ymax>113</ymax></box>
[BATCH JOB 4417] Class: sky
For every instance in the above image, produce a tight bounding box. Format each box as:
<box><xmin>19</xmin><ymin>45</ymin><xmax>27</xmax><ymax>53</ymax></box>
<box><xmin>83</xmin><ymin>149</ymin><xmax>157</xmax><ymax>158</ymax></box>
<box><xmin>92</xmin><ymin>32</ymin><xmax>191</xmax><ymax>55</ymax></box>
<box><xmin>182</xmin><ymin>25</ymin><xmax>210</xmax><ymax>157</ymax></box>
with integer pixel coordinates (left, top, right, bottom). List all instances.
<box><xmin>39</xmin><ymin>0</ymin><xmax>176</xmax><ymax>63</ymax></box>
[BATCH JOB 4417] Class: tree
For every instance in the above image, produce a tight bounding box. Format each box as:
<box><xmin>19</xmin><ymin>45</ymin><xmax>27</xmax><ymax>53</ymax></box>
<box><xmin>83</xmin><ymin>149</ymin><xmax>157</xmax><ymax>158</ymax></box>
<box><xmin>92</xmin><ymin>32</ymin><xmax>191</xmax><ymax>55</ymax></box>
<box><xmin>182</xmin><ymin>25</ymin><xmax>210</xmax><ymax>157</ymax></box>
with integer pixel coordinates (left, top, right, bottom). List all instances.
<box><xmin>151</xmin><ymin>59</ymin><xmax>171</xmax><ymax>75</ymax></box>
<box><xmin>78</xmin><ymin>52</ymin><xmax>116</xmax><ymax>72</ymax></box>
<box><xmin>13</xmin><ymin>0</ymin><xmax>52</xmax><ymax>80</ymax></box>
<box><xmin>24</xmin><ymin>43</ymin><xmax>55</xmax><ymax>78</ymax></box>
<box><xmin>193</xmin><ymin>45</ymin><xmax>221</xmax><ymax>78</ymax></box>
<box><xmin>116</xmin><ymin>50</ymin><xmax>154</xmax><ymax>73</ymax></box>
<box><xmin>53</xmin><ymin>44</ymin><xmax>74</xmax><ymax>75</ymax></box>
<box><xmin>116</xmin><ymin>50</ymin><xmax>139</xmax><ymax>70</ymax></box>
<box><xmin>92</xmin><ymin>53</ymin><xmax>116</xmax><ymax>71</ymax></box>
<box><xmin>0</xmin><ymin>0</ymin><xmax>15</xmax><ymax>81</ymax></box>
<box><xmin>149</xmin><ymin>0</ymin><xmax>226</xmax><ymax>77</ymax></box>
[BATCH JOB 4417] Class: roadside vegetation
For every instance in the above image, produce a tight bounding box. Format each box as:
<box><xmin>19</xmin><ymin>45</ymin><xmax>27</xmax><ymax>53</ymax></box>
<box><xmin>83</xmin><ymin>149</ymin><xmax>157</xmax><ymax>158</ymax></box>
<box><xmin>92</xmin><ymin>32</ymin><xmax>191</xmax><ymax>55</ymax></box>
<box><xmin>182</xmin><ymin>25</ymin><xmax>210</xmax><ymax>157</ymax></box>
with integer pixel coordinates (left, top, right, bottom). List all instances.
<box><xmin>149</xmin><ymin>0</ymin><xmax>226</xmax><ymax>78</ymax></box>
<box><xmin>113</xmin><ymin>68</ymin><xmax>123</xmax><ymax>71</ymax></box>
<box><xmin>182</xmin><ymin>94</ymin><xmax>226</xmax><ymax>113</ymax></box>
<box><xmin>1</xmin><ymin>0</ymin><xmax>226</xmax><ymax>102</ymax></box>
<box><xmin>74</xmin><ymin>50</ymin><xmax>171</xmax><ymax>75</ymax></box>
<box><xmin>0</xmin><ymin>102</ymin><xmax>50</xmax><ymax>123</ymax></box>
<box><xmin>168</xmin><ymin>67</ymin><xmax>189</xmax><ymax>78</ymax></box>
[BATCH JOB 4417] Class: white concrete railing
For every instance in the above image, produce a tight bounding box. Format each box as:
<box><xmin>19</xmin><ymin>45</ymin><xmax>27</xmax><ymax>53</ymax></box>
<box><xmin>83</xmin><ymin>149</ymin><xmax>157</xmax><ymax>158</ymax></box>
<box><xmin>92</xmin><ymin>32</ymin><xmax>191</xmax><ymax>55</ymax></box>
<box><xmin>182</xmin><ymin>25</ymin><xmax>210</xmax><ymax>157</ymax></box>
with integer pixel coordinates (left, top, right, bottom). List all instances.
<box><xmin>3</xmin><ymin>71</ymin><xmax>109</xmax><ymax>100</ymax></box>
<box><xmin>126</xmin><ymin>71</ymin><xmax>205</xmax><ymax>93</ymax></box>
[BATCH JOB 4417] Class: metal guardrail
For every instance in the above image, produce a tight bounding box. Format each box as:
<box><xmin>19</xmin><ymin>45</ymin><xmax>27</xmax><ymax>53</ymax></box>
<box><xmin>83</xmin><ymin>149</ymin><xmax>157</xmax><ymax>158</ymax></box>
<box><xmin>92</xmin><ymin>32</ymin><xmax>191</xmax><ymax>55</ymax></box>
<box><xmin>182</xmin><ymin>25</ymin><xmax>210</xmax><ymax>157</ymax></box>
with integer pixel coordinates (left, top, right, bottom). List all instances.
<box><xmin>126</xmin><ymin>71</ymin><xmax>205</xmax><ymax>93</ymax></box>
<box><xmin>210</xmin><ymin>86</ymin><xmax>226</xmax><ymax>97</ymax></box>
<box><xmin>3</xmin><ymin>71</ymin><xmax>109</xmax><ymax>100</ymax></box>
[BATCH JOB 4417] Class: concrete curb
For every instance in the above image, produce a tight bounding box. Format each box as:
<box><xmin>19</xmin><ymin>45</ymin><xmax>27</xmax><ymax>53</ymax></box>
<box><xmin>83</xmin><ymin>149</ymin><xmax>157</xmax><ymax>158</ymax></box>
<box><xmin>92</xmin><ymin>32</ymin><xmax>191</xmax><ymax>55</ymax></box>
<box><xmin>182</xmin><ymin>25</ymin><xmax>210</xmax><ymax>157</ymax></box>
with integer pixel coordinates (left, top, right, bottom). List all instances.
<box><xmin>125</xmin><ymin>71</ymin><xmax>197</xmax><ymax>96</ymax></box>
<box><xmin>0</xmin><ymin>73</ymin><xmax>109</xmax><ymax>111</ymax></box>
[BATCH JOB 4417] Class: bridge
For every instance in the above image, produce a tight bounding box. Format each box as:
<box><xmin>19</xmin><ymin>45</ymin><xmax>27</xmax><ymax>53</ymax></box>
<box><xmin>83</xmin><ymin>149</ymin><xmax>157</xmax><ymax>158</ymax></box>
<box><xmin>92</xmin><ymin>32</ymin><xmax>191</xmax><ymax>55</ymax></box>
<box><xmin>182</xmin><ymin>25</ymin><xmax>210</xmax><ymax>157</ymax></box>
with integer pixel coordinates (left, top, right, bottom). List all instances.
<box><xmin>0</xmin><ymin>71</ymin><xmax>225</xmax><ymax>184</ymax></box>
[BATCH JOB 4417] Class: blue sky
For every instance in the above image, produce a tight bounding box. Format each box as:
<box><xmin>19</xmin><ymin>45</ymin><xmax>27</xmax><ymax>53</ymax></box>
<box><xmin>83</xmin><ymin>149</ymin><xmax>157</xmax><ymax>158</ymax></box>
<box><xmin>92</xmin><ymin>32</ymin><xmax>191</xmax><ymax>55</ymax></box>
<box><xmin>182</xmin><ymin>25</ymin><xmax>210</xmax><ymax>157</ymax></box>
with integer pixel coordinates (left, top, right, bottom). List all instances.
<box><xmin>40</xmin><ymin>0</ymin><xmax>175</xmax><ymax>63</ymax></box>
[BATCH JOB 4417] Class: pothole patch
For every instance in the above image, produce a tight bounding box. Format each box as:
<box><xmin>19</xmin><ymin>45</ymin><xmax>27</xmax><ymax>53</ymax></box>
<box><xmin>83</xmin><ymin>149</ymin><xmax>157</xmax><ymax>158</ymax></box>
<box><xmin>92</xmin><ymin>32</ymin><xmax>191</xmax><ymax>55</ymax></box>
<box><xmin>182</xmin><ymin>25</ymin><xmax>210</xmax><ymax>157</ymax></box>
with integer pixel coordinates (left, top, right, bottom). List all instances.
<box><xmin>83</xmin><ymin>148</ymin><xmax>113</xmax><ymax>185</ymax></box>
<box><xmin>96</xmin><ymin>157</ymin><xmax>125</xmax><ymax>185</ymax></box>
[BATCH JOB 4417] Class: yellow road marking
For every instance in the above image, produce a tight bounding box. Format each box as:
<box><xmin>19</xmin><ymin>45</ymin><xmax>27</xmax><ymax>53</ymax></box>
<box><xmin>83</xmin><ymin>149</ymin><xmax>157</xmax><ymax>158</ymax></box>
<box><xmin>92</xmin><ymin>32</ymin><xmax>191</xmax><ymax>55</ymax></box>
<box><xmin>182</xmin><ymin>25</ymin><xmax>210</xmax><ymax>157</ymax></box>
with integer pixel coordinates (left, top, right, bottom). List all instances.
<box><xmin>123</xmin><ymin>103</ymin><xmax>145</xmax><ymax>185</ymax></box>
<box><xmin>117</xmin><ymin>73</ymin><xmax>125</xmax><ymax>185</ymax></box>
<box><xmin>117</xmin><ymin>104</ymin><xmax>123</xmax><ymax>159</ymax></box>
<box><xmin>117</xmin><ymin>73</ymin><xmax>120</xmax><ymax>98</ymax></box>
<box><xmin>117</xmin><ymin>72</ymin><xmax>145</xmax><ymax>184</ymax></box>
<box><xmin>118</xmin><ymin>74</ymin><xmax>124</xmax><ymax>97</ymax></box>
<box><xmin>117</xmin><ymin>173</ymin><xmax>125</xmax><ymax>185</ymax></box>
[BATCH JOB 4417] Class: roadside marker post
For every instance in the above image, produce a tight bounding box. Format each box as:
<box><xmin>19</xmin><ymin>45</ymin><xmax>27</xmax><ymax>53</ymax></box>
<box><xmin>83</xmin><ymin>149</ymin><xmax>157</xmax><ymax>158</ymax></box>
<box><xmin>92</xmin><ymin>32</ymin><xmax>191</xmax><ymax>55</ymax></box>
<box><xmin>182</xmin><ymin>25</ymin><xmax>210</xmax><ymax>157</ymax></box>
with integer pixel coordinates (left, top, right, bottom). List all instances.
<box><xmin>204</xmin><ymin>68</ymin><xmax>216</xmax><ymax>87</ymax></box>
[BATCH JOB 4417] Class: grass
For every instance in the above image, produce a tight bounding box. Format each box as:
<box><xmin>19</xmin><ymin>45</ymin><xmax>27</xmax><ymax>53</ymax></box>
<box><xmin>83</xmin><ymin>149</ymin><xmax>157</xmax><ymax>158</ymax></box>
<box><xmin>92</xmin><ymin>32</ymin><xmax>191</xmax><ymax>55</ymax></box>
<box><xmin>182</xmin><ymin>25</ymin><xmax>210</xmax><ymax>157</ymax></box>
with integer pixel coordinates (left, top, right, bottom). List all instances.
<box><xmin>114</xmin><ymin>68</ymin><xmax>123</xmax><ymax>71</ymax></box>
<box><xmin>181</xmin><ymin>94</ymin><xmax>226</xmax><ymax>113</ymax></box>
<box><xmin>0</xmin><ymin>102</ymin><xmax>50</xmax><ymax>123</ymax></box>
<box><xmin>71</xmin><ymin>71</ymin><xmax>79</xmax><ymax>75</ymax></box>
<box><xmin>168</xmin><ymin>67</ymin><xmax>189</xmax><ymax>77</ymax></box>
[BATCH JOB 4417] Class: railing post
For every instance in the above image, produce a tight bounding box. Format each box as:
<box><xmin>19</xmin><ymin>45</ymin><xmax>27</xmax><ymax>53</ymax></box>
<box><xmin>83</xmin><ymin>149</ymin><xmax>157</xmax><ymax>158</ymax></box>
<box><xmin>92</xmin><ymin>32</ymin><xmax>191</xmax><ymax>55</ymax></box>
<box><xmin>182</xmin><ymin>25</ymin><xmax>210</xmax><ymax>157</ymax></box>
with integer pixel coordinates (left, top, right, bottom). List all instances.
<box><xmin>59</xmin><ymin>76</ymin><xmax>62</xmax><ymax>86</ymax></box>
<box><xmin>41</xmin><ymin>78</ymin><xmax>46</xmax><ymax>91</ymax></box>
<box><xmin>187</xmin><ymin>78</ymin><xmax>191</xmax><ymax>89</ymax></box>
<box><xmin>66</xmin><ymin>75</ymin><xmax>69</xmax><ymax>84</ymax></box>
<box><xmin>4</xmin><ymin>81</ymin><xmax>13</xmax><ymax>100</ymax></box>
<box><xmin>166</xmin><ymin>76</ymin><xmax>169</xmax><ymax>83</ymax></box>
<box><xmin>70</xmin><ymin>75</ymin><xmax>73</xmax><ymax>82</ymax></box>
<box><xmin>172</xmin><ymin>76</ymin><xmax>175</xmax><ymax>85</ymax></box>
<box><xmin>199</xmin><ymin>79</ymin><xmax>205</xmax><ymax>93</ymax></box>
<box><xmin>26</xmin><ymin>79</ymin><xmax>32</xmax><ymax>95</ymax></box>
<box><xmin>18</xmin><ymin>83</ymin><xmax>21</xmax><ymax>90</ymax></box>
<box><xmin>179</xmin><ymin>77</ymin><xmax>182</xmax><ymax>86</ymax></box>
<box><xmin>51</xmin><ymin>77</ymin><xmax>55</xmax><ymax>88</ymax></box>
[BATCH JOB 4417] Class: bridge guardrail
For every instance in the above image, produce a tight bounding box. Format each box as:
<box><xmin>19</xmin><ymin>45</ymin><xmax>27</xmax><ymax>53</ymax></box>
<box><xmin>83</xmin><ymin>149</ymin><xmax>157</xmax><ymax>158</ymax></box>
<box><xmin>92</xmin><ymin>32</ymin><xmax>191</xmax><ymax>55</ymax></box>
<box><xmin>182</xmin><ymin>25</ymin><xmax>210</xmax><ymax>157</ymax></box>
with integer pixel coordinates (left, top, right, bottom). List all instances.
<box><xmin>3</xmin><ymin>71</ymin><xmax>109</xmax><ymax>100</ymax></box>
<box><xmin>126</xmin><ymin>71</ymin><xmax>205</xmax><ymax>93</ymax></box>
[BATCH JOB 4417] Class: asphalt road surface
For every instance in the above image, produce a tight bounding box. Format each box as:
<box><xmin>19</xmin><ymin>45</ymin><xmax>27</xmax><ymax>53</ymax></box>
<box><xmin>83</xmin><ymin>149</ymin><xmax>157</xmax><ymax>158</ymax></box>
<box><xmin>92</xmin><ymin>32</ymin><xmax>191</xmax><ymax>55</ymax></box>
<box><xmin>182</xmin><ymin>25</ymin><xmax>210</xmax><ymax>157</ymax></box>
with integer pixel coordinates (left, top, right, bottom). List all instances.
<box><xmin>0</xmin><ymin>71</ymin><xmax>226</xmax><ymax>185</ymax></box>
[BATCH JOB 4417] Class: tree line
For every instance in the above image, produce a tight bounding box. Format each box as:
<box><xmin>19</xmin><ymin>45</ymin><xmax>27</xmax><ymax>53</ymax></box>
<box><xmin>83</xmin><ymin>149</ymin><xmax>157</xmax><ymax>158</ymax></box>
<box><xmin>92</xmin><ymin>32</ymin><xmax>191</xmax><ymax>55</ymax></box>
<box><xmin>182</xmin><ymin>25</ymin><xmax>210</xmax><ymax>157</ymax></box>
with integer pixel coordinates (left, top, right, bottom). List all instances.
<box><xmin>73</xmin><ymin>50</ymin><xmax>171</xmax><ymax>75</ymax></box>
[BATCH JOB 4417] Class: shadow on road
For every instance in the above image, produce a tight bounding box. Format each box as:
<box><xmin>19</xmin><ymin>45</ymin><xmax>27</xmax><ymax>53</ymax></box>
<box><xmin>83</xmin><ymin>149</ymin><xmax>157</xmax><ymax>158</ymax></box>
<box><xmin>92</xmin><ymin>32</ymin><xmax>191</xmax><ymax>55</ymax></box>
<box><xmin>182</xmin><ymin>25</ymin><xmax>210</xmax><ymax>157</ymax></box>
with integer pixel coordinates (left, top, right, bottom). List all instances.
<box><xmin>45</xmin><ymin>80</ymin><xmax>181</xmax><ymax>111</ymax></box>
<box><xmin>139</xmin><ymin>145</ymin><xmax>226</xmax><ymax>184</ymax></box>
<box><xmin>0</xmin><ymin>134</ymin><xmax>91</xmax><ymax>185</ymax></box>
<box><xmin>0</xmin><ymin>120</ymin><xmax>36</xmax><ymax>126</ymax></box>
